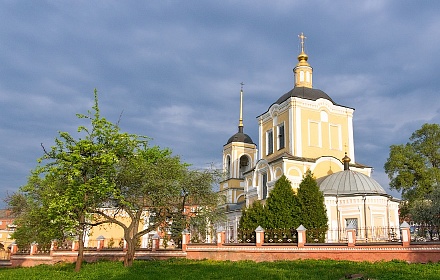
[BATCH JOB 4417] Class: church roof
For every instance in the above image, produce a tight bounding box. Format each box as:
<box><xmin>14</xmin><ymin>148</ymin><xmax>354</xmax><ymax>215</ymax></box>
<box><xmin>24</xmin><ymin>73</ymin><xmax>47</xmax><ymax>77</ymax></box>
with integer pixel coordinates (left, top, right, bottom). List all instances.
<box><xmin>317</xmin><ymin>170</ymin><xmax>388</xmax><ymax>196</ymax></box>
<box><xmin>275</xmin><ymin>87</ymin><xmax>339</xmax><ymax>106</ymax></box>
<box><xmin>258</xmin><ymin>87</ymin><xmax>353</xmax><ymax>118</ymax></box>
<box><xmin>226</xmin><ymin>131</ymin><xmax>254</xmax><ymax>145</ymax></box>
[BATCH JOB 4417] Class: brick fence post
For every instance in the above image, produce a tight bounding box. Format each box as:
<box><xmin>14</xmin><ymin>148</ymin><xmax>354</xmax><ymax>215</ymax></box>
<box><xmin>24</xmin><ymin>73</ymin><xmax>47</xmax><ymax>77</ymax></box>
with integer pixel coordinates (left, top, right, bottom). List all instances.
<box><xmin>10</xmin><ymin>243</ymin><xmax>18</xmax><ymax>255</ymax></box>
<box><xmin>181</xmin><ymin>229</ymin><xmax>190</xmax><ymax>251</ymax></box>
<box><xmin>72</xmin><ymin>240</ymin><xmax>79</xmax><ymax>251</ymax></box>
<box><xmin>97</xmin><ymin>235</ymin><xmax>105</xmax><ymax>251</ymax></box>
<box><xmin>50</xmin><ymin>240</ymin><xmax>58</xmax><ymax>256</ymax></box>
<box><xmin>296</xmin><ymin>225</ymin><xmax>307</xmax><ymax>247</ymax></box>
<box><xmin>217</xmin><ymin>228</ymin><xmax>225</xmax><ymax>247</ymax></box>
<box><xmin>30</xmin><ymin>242</ymin><xmax>38</xmax><ymax>255</ymax></box>
<box><xmin>123</xmin><ymin>240</ymin><xmax>128</xmax><ymax>252</ymax></box>
<box><xmin>255</xmin><ymin>226</ymin><xmax>265</xmax><ymax>247</ymax></box>
<box><xmin>400</xmin><ymin>221</ymin><xmax>411</xmax><ymax>247</ymax></box>
<box><xmin>346</xmin><ymin>222</ymin><xmax>357</xmax><ymax>247</ymax></box>
<box><xmin>152</xmin><ymin>234</ymin><xmax>160</xmax><ymax>251</ymax></box>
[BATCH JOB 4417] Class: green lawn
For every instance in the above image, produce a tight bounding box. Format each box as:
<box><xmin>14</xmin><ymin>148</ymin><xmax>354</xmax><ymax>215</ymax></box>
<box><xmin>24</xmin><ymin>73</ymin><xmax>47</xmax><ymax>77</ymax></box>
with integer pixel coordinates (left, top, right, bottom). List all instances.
<box><xmin>0</xmin><ymin>259</ymin><xmax>438</xmax><ymax>280</ymax></box>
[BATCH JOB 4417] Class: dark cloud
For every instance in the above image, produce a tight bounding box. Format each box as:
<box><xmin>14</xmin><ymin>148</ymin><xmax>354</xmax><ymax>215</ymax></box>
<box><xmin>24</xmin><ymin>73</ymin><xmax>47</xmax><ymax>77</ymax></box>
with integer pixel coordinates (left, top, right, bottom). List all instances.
<box><xmin>1</xmin><ymin>1</ymin><xmax>440</xmax><ymax>206</ymax></box>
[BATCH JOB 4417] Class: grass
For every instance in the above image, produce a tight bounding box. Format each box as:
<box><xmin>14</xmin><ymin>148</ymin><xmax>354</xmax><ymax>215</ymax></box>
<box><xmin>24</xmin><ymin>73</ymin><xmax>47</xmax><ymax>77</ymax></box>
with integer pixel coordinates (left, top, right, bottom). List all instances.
<box><xmin>0</xmin><ymin>259</ymin><xmax>439</xmax><ymax>280</ymax></box>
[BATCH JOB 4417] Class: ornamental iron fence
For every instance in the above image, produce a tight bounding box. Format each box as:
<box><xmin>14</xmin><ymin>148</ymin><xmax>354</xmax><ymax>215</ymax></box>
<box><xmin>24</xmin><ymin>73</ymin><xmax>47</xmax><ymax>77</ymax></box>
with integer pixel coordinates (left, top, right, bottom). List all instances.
<box><xmin>264</xmin><ymin>228</ymin><xmax>298</xmax><ymax>243</ymax></box>
<box><xmin>410</xmin><ymin>224</ymin><xmax>439</xmax><ymax>242</ymax></box>
<box><xmin>326</xmin><ymin>226</ymin><xmax>401</xmax><ymax>243</ymax></box>
<box><xmin>235</xmin><ymin>229</ymin><xmax>256</xmax><ymax>243</ymax></box>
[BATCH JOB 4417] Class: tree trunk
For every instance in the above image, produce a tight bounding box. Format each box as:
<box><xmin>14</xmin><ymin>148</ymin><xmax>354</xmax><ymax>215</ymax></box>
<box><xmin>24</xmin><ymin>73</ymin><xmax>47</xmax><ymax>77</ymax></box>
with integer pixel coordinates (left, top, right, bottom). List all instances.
<box><xmin>75</xmin><ymin>214</ymin><xmax>86</xmax><ymax>272</ymax></box>
<box><xmin>75</xmin><ymin>224</ymin><xmax>85</xmax><ymax>272</ymax></box>
<box><xmin>123</xmin><ymin>215</ymin><xmax>140</xmax><ymax>267</ymax></box>
<box><xmin>123</xmin><ymin>238</ymin><xmax>135</xmax><ymax>267</ymax></box>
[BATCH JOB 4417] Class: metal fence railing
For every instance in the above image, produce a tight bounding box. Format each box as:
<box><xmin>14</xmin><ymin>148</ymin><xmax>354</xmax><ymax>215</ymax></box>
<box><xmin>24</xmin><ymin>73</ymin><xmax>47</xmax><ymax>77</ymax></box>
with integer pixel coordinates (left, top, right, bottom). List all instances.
<box><xmin>235</xmin><ymin>229</ymin><xmax>256</xmax><ymax>243</ymax></box>
<box><xmin>233</xmin><ymin>226</ymin><xmax>407</xmax><ymax>244</ymax></box>
<box><xmin>326</xmin><ymin>226</ymin><xmax>401</xmax><ymax>243</ymax></box>
<box><xmin>264</xmin><ymin>228</ymin><xmax>298</xmax><ymax>243</ymax></box>
<box><xmin>409</xmin><ymin>225</ymin><xmax>439</xmax><ymax>242</ymax></box>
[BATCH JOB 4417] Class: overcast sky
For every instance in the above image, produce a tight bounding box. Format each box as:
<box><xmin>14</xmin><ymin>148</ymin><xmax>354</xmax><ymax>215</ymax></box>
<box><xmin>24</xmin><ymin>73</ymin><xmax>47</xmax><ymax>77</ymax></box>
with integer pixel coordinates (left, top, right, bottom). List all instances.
<box><xmin>1</xmin><ymin>1</ymin><xmax>440</xmax><ymax>207</ymax></box>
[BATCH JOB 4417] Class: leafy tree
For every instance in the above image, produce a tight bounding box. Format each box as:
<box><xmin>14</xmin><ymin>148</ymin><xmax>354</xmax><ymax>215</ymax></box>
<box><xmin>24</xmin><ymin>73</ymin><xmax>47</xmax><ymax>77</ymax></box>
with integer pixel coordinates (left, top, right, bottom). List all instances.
<box><xmin>409</xmin><ymin>187</ymin><xmax>440</xmax><ymax>226</ymax></box>
<box><xmin>297</xmin><ymin>170</ymin><xmax>328</xmax><ymax>242</ymax></box>
<box><xmin>8</xmin><ymin>185</ymin><xmax>66</xmax><ymax>249</ymax></box>
<box><xmin>11</xmin><ymin>90</ymin><xmax>133</xmax><ymax>271</ymax></box>
<box><xmin>239</xmin><ymin>200</ymin><xmax>268</xmax><ymax>230</ymax></box>
<box><xmin>265</xmin><ymin>175</ymin><xmax>301</xmax><ymax>230</ymax></box>
<box><xmin>429</xmin><ymin>188</ymin><xmax>440</xmax><ymax>226</ymax></box>
<box><xmin>409</xmin><ymin>200</ymin><xmax>433</xmax><ymax>225</ymax></box>
<box><xmin>10</xmin><ymin>90</ymin><xmax>220</xmax><ymax>269</ymax></box>
<box><xmin>180</xmin><ymin>169</ymin><xmax>225</xmax><ymax>243</ymax></box>
<box><xmin>97</xmin><ymin>154</ymin><xmax>221</xmax><ymax>266</ymax></box>
<box><xmin>384</xmin><ymin>123</ymin><xmax>440</xmax><ymax>203</ymax></box>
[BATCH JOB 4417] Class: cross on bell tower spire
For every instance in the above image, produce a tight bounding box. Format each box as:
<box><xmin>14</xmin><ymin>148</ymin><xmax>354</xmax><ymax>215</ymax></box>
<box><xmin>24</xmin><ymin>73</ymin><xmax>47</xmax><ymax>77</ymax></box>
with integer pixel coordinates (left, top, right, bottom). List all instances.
<box><xmin>299</xmin><ymin>32</ymin><xmax>306</xmax><ymax>53</ymax></box>
<box><xmin>238</xmin><ymin>82</ymin><xmax>244</xmax><ymax>133</ymax></box>
<box><xmin>293</xmin><ymin>32</ymin><xmax>313</xmax><ymax>88</ymax></box>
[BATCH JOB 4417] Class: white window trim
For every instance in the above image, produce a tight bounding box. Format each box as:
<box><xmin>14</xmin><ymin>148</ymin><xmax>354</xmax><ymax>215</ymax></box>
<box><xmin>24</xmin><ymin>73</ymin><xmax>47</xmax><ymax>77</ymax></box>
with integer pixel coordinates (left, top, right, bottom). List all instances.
<box><xmin>277</xmin><ymin>122</ymin><xmax>285</xmax><ymax>150</ymax></box>
<box><xmin>308</xmin><ymin>120</ymin><xmax>322</xmax><ymax>147</ymax></box>
<box><xmin>266</xmin><ymin>129</ymin><xmax>273</xmax><ymax>155</ymax></box>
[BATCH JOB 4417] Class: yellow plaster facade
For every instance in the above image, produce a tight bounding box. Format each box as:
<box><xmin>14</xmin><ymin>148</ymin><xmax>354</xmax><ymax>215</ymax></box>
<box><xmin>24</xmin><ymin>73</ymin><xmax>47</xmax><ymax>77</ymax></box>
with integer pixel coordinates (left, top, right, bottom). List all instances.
<box><xmin>86</xmin><ymin>209</ymin><xmax>158</xmax><ymax>248</ymax></box>
<box><xmin>220</xmin><ymin>34</ymin><xmax>399</xmax><ymax>243</ymax></box>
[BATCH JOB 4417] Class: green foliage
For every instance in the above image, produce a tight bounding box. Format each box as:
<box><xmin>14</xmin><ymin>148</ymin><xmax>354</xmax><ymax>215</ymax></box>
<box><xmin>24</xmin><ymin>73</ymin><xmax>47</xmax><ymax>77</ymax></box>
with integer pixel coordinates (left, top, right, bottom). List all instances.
<box><xmin>9</xmin><ymin>89</ymin><xmax>138</xmax><ymax>270</ymax></box>
<box><xmin>385</xmin><ymin>123</ymin><xmax>440</xmax><ymax>202</ymax></box>
<box><xmin>238</xmin><ymin>173</ymin><xmax>328</xmax><ymax>240</ymax></box>
<box><xmin>238</xmin><ymin>174</ymin><xmax>301</xmax><ymax>232</ymax></box>
<box><xmin>239</xmin><ymin>200</ymin><xmax>268</xmax><ymax>230</ymax></box>
<box><xmin>297</xmin><ymin>170</ymin><xmax>328</xmax><ymax>242</ymax></box>
<box><xmin>409</xmin><ymin>187</ymin><xmax>440</xmax><ymax>226</ymax></box>
<box><xmin>265</xmin><ymin>175</ymin><xmax>301</xmax><ymax>229</ymax></box>
<box><xmin>1</xmin><ymin>259</ymin><xmax>440</xmax><ymax>280</ymax></box>
<box><xmin>8</xmin><ymin>190</ymin><xmax>65</xmax><ymax>248</ymax></box>
<box><xmin>9</xmin><ymin>90</ymin><xmax>221</xmax><ymax>269</ymax></box>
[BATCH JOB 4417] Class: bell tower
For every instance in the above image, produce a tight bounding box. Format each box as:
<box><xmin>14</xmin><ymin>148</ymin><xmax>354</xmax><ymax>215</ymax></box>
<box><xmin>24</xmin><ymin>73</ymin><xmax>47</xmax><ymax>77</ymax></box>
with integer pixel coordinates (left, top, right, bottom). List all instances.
<box><xmin>219</xmin><ymin>85</ymin><xmax>257</xmax><ymax>207</ymax></box>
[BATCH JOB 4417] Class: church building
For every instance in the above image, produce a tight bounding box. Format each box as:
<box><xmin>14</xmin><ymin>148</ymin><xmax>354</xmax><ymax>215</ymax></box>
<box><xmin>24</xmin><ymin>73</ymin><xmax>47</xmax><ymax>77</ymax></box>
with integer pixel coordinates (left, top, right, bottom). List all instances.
<box><xmin>219</xmin><ymin>33</ymin><xmax>400</xmax><ymax>243</ymax></box>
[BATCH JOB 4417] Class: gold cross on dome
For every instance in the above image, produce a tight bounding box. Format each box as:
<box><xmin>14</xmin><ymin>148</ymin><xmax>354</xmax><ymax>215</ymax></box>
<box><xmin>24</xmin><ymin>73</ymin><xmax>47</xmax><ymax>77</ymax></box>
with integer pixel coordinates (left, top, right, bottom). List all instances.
<box><xmin>298</xmin><ymin>32</ymin><xmax>306</xmax><ymax>52</ymax></box>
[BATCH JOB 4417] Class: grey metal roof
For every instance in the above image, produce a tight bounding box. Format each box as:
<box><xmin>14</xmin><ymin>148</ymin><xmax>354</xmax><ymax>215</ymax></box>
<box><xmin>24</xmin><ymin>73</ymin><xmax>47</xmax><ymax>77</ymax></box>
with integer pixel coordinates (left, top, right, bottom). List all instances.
<box><xmin>225</xmin><ymin>132</ymin><xmax>254</xmax><ymax>145</ymax></box>
<box><xmin>317</xmin><ymin>170</ymin><xmax>387</xmax><ymax>196</ymax></box>
<box><xmin>275</xmin><ymin>87</ymin><xmax>338</xmax><ymax>105</ymax></box>
<box><xmin>258</xmin><ymin>86</ymin><xmax>353</xmax><ymax>118</ymax></box>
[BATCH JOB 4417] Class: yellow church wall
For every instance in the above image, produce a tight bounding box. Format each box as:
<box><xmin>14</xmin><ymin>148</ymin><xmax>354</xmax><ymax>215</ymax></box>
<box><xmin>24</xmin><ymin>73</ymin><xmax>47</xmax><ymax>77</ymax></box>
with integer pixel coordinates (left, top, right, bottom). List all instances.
<box><xmin>221</xmin><ymin>37</ymin><xmax>399</xmax><ymax>244</ymax></box>
<box><xmin>87</xmin><ymin>212</ymin><xmax>150</xmax><ymax>246</ymax></box>
<box><xmin>219</xmin><ymin>178</ymin><xmax>246</xmax><ymax>204</ymax></box>
<box><xmin>275</xmin><ymin>111</ymin><xmax>290</xmax><ymax>155</ymax></box>
<box><xmin>300</xmin><ymin>106</ymin><xmax>350</xmax><ymax>160</ymax></box>
<box><xmin>260</xmin><ymin>119</ymin><xmax>274</xmax><ymax>158</ymax></box>
<box><xmin>259</xmin><ymin>98</ymin><xmax>354</xmax><ymax>164</ymax></box>
<box><xmin>274</xmin><ymin>167</ymin><xmax>283</xmax><ymax>179</ymax></box>
<box><xmin>311</xmin><ymin>160</ymin><xmax>343</xmax><ymax>179</ymax></box>
<box><xmin>89</xmin><ymin>221</ymin><xmax>125</xmax><ymax>244</ymax></box>
<box><xmin>236</xmin><ymin>192</ymin><xmax>245</xmax><ymax>203</ymax></box>
<box><xmin>286</xmin><ymin>166</ymin><xmax>301</xmax><ymax>177</ymax></box>
<box><xmin>259</xmin><ymin>108</ymin><xmax>290</xmax><ymax>159</ymax></box>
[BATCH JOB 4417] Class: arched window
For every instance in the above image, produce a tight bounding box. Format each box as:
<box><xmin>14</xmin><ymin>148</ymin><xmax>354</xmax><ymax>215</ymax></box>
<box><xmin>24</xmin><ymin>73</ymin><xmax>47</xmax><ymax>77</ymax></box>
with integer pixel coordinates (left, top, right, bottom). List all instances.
<box><xmin>226</xmin><ymin>155</ymin><xmax>231</xmax><ymax>178</ymax></box>
<box><xmin>262</xmin><ymin>173</ymin><xmax>268</xmax><ymax>199</ymax></box>
<box><xmin>239</xmin><ymin>155</ymin><xmax>250</xmax><ymax>178</ymax></box>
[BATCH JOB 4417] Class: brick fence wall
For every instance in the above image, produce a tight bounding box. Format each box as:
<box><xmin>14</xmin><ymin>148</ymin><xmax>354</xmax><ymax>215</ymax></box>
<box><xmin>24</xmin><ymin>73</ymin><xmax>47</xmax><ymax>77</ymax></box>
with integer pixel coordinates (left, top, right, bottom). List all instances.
<box><xmin>8</xmin><ymin>222</ymin><xmax>440</xmax><ymax>267</ymax></box>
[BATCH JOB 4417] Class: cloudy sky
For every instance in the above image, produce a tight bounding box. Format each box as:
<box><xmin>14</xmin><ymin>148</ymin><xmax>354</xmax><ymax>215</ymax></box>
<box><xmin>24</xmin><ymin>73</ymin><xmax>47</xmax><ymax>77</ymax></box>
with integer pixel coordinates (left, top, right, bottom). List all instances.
<box><xmin>1</xmin><ymin>1</ymin><xmax>440</xmax><ymax>207</ymax></box>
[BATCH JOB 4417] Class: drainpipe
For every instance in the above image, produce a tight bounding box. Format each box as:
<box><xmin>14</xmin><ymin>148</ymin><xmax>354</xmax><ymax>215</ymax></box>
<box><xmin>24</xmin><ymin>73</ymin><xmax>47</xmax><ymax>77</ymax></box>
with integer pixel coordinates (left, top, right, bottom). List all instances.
<box><xmin>363</xmin><ymin>195</ymin><xmax>368</xmax><ymax>242</ymax></box>
<box><xmin>386</xmin><ymin>196</ymin><xmax>391</xmax><ymax>240</ymax></box>
<box><xmin>336</xmin><ymin>195</ymin><xmax>340</xmax><ymax>242</ymax></box>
